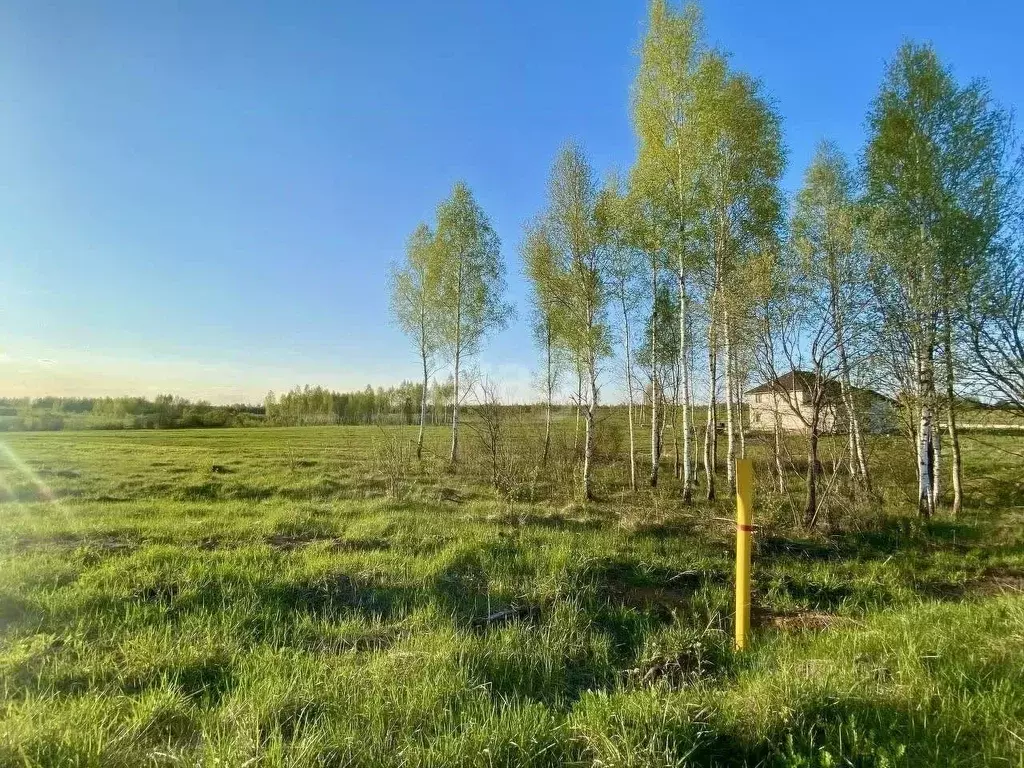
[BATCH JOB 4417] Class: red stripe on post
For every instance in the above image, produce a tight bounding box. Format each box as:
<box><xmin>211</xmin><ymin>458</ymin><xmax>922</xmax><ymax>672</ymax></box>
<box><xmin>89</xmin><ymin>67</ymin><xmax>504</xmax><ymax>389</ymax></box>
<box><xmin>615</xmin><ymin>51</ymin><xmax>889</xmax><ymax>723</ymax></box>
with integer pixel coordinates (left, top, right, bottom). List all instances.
<box><xmin>737</xmin><ymin>524</ymin><xmax>755</xmax><ymax>532</ymax></box>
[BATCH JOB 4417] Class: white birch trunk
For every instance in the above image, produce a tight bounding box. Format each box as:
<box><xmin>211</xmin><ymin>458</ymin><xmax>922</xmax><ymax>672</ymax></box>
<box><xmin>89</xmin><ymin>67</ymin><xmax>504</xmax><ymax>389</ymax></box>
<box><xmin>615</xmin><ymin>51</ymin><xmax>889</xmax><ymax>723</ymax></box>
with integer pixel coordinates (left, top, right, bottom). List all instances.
<box><xmin>449</xmin><ymin>257</ymin><xmax>464</xmax><ymax>467</ymax></box>
<box><xmin>450</xmin><ymin>348</ymin><xmax>460</xmax><ymax>465</ymax></box>
<box><xmin>918</xmin><ymin>406</ymin><xmax>933</xmax><ymax>516</ymax></box>
<box><xmin>583</xmin><ymin>357</ymin><xmax>597</xmax><ymax>502</ymax></box>
<box><xmin>724</xmin><ymin>310</ymin><xmax>736</xmax><ymax>492</ymax></box>
<box><xmin>703</xmin><ymin>329</ymin><xmax>717</xmax><ymax>501</ymax></box>
<box><xmin>942</xmin><ymin>311</ymin><xmax>963</xmax><ymax>515</ymax></box>
<box><xmin>417</xmin><ymin>347</ymin><xmax>428</xmax><ymax>461</ymax></box>
<box><xmin>735</xmin><ymin>357</ymin><xmax>746</xmax><ymax>459</ymax></box>
<box><xmin>917</xmin><ymin>344</ymin><xmax>936</xmax><ymax>518</ymax></box>
<box><xmin>622</xmin><ymin>293</ymin><xmax>637</xmax><ymax>492</ymax></box>
<box><xmin>834</xmin><ymin>304</ymin><xmax>869</xmax><ymax>488</ymax></box>
<box><xmin>650</xmin><ymin>265</ymin><xmax>661</xmax><ymax>488</ymax></box>
<box><xmin>573</xmin><ymin>367</ymin><xmax>582</xmax><ymax>456</ymax></box>
<box><xmin>543</xmin><ymin>323</ymin><xmax>552</xmax><ymax>466</ymax></box>
<box><xmin>671</xmin><ymin>362</ymin><xmax>681</xmax><ymax>480</ymax></box>
<box><xmin>679</xmin><ymin>272</ymin><xmax>693</xmax><ymax>501</ymax></box>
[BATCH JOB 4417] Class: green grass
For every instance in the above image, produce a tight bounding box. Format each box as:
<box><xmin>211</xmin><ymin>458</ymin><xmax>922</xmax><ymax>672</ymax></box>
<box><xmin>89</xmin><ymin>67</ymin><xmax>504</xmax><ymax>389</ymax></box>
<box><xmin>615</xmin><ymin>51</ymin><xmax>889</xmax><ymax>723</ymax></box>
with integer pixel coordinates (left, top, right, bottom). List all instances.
<box><xmin>0</xmin><ymin>426</ymin><xmax>1021</xmax><ymax>766</ymax></box>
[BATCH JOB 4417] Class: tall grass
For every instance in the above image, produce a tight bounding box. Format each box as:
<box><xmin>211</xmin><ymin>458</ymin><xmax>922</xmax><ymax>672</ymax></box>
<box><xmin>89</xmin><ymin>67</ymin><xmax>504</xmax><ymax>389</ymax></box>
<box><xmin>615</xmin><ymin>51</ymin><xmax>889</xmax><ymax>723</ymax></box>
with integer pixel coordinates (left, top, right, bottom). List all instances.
<box><xmin>0</xmin><ymin>427</ymin><xmax>1021</xmax><ymax>766</ymax></box>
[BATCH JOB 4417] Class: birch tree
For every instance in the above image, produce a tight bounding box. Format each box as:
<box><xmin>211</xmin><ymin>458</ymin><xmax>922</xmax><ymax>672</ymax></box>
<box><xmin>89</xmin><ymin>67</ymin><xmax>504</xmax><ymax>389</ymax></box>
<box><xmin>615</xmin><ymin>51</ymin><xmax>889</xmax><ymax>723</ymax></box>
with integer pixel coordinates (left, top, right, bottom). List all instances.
<box><xmin>620</xmin><ymin>190</ymin><xmax>668</xmax><ymax>487</ymax></box>
<box><xmin>544</xmin><ymin>144</ymin><xmax>610</xmax><ymax>501</ymax></box>
<box><xmin>697</xmin><ymin>53</ymin><xmax>785</xmax><ymax>499</ymax></box>
<box><xmin>632</xmin><ymin>0</ymin><xmax>705</xmax><ymax>497</ymax></box>
<box><xmin>792</xmin><ymin>142</ymin><xmax>872</xmax><ymax>490</ymax></box>
<box><xmin>638</xmin><ymin>281</ymin><xmax>681</xmax><ymax>483</ymax></box>
<box><xmin>434</xmin><ymin>182</ymin><xmax>510</xmax><ymax>468</ymax></box>
<box><xmin>522</xmin><ymin>221</ymin><xmax>563</xmax><ymax>466</ymax></box>
<box><xmin>388</xmin><ymin>224</ymin><xmax>441</xmax><ymax>460</ymax></box>
<box><xmin>864</xmin><ymin>43</ymin><xmax>1008</xmax><ymax>516</ymax></box>
<box><xmin>599</xmin><ymin>180</ymin><xmax>642</xmax><ymax>491</ymax></box>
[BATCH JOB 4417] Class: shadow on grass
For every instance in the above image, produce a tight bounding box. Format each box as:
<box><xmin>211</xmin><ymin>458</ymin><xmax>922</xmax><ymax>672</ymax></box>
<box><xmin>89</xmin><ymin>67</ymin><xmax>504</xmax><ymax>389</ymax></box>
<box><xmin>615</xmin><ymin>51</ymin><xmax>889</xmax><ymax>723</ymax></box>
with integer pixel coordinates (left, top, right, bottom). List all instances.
<box><xmin>760</xmin><ymin>516</ymin><xmax>987</xmax><ymax>565</ymax></box>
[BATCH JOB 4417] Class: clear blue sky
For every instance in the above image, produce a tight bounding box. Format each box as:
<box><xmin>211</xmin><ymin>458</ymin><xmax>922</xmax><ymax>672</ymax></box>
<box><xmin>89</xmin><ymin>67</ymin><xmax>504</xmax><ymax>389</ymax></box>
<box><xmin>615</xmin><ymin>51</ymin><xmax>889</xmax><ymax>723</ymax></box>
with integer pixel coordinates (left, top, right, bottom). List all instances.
<box><xmin>2</xmin><ymin>0</ymin><xmax>1021</xmax><ymax>403</ymax></box>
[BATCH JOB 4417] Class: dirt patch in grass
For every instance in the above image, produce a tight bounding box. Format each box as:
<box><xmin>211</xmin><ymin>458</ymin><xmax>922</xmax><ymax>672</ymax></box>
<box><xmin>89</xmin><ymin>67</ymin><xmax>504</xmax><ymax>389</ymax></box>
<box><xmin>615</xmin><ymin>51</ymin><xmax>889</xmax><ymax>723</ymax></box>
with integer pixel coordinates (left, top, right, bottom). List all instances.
<box><xmin>438</xmin><ymin>487</ymin><xmax>463</xmax><ymax>503</ymax></box>
<box><xmin>758</xmin><ymin>608</ymin><xmax>851</xmax><ymax>632</ymax></box>
<box><xmin>597</xmin><ymin>561</ymin><xmax>728</xmax><ymax>619</ymax></box>
<box><xmin>972</xmin><ymin>566</ymin><xmax>1024</xmax><ymax>595</ymax></box>
<box><xmin>628</xmin><ymin>648</ymin><xmax>720</xmax><ymax>689</ymax></box>
<box><xmin>265</xmin><ymin>533</ymin><xmax>391</xmax><ymax>552</ymax></box>
<box><xmin>612</xmin><ymin>584</ymin><xmax>693</xmax><ymax>615</ymax></box>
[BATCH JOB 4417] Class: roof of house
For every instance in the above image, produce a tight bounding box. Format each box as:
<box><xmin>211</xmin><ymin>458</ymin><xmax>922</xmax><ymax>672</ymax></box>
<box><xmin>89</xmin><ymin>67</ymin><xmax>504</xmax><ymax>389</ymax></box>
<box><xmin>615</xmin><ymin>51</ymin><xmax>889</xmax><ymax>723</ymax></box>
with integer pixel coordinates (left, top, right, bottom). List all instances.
<box><xmin>746</xmin><ymin>370</ymin><xmax>837</xmax><ymax>396</ymax></box>
<box><xmin>746</xmin><ymin>370</ymin><xmax>891</xmax><ymax>402</ymax></box>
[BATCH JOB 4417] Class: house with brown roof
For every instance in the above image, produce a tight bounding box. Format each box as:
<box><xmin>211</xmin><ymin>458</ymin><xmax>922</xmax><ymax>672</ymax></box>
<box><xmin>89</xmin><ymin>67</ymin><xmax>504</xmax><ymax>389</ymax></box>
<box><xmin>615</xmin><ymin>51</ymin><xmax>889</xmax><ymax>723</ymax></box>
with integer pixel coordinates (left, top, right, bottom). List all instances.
<box><xmin>746</xmin><ymin>370</ymin><xmax>896</xmax><ymax>434</ymax></box>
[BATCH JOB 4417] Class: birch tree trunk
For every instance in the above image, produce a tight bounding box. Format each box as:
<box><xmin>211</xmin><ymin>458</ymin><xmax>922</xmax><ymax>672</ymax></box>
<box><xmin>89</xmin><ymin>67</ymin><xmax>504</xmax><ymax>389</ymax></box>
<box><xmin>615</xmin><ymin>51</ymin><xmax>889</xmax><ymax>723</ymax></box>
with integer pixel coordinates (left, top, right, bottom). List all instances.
<box><xmin>679</xmin><ymin>272</ymin><xmax>693</xmax><ymax>501</ymax></box>
<box><xmin>724</xmin><ymin>310</ymin><xmax>736</xmax><ymax>492</ymax></box>
<box><xmin>573</xmin><ymin>367</ymin><xmax>582</xmax><ymax>456</ymax></box>
<box><xmin>942</xmin><ymin>311</ymin><xmax>963</xmax><ymax>515</ymax></box>
<box><xmin>622</xmin><ymin>294</ymin><xmax>637</xmax><ymax>492</ymax></box>
<box><xmin>650</xmin><ymin>263</ymin><xmax>661</xmax><ymax>488</ymax></box>
<box><xmin>703</xmin><ymin>326</ymin><xmax>718</xmax><ymax>501</ymax></box>
<box><xmin>833</xmin><ymin>291</ymin><xmax>870</xmax><ymax>489</ymax></box>
<box><xmin>417</xmin><ymin>346</ymin><xmax>428</xmax><ymax>461</ymax></box>
<box><xmin>853</xmin><ymin>409</ymin><xmax>870</xmax><ymax>490</ymax></box>
<box><xmin>839</xmin><ymin>380</ymin><xmax>862</xmax><ymax>487</ymax></box>
<box><xmin>450</xmin><ymin>347</ymin><xmax>461</xmax><ymax>466</ymax></box>
<box><xmin>543</xmin><ymin>324</ymin><xmax>552</xmax><ymax>466</ymax></box>
<box><xmin>804</xmin><ymin>405</ymin><xmax>821</xmax><ymax>528</ymax></box>
<box><xmin>688</xmin><ymin>337</ymin><xmax>698</xmax><ymax>488</ymax></box>
<box><xmin>705</xmin><ymin>204</ymin><xmax>725</xmax><ymax>501</ymax></box>
<box><xmin>773</xmin><ymin>390</ymin><xmax>785</xmax><ymax>494</ymax></box>
<box><xmin>838</xmin><ymin>378</ymin><xmax>861</xmax><ymax>493</ymax></box>
<box><xmin>672</xmin><ymin>366</ymin><xmax>681</xmax><ymax>480</ymax></box>
<box><xmin>917</xmin><ymin>348</ymin><xmax>935</xmax><ymax>518</ymax></box>
<box><xmin>583</xmin><ymin>356</ymin><xmax>598</xmax><ymax>501</ymax></box>
<box><xmin>735</xmin><ymin>356</ymin><xmax>746</xmax><ymax>459</ymax></box>
<box><xmin>448</xmin><ymin>254</ymin><xmax>465</xmax><ymax>467</ymax></box>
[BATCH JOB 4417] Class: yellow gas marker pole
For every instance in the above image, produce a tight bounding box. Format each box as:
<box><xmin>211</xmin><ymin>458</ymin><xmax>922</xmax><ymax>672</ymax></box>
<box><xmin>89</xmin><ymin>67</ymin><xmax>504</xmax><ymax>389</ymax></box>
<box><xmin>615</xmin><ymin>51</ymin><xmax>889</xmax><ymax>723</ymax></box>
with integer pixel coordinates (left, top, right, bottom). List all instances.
<box><xmin>735</xmin><ymin>458</ymin><xmax>754</xmax><ymax>650</ymax></box>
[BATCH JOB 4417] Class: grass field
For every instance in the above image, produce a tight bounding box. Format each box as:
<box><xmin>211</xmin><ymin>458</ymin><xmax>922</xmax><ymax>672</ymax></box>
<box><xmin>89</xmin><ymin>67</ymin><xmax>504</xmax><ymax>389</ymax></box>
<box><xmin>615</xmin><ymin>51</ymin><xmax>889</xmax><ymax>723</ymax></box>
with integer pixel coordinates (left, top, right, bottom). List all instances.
<box><xmin>0</xmin><ymin>426</ymin><xmax>1022</xmax><ymax>767</ymax></box>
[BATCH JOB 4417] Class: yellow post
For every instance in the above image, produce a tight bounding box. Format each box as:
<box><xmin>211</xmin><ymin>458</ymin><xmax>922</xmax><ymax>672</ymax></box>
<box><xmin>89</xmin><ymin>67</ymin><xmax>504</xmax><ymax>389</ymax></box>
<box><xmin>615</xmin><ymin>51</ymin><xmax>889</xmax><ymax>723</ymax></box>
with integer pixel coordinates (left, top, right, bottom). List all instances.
<box><xmin>734</xmin><ymin>458</ymin><xmax>754</xmax><ymax>650</ymax></box>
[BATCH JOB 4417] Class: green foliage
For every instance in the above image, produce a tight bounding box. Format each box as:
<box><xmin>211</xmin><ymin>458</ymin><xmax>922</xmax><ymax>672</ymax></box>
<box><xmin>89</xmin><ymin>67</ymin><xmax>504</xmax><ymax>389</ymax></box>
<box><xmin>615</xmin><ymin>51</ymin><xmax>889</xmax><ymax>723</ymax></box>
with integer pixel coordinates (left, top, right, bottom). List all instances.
<box><xmin>522</xmin><ymin>219</ymin><xmax>568</xmax><ymax>401</ymax></box>
<box><xmin>390</xmin><ymin>222</ymin><xmax>441</xmax><ymax>364</ymax></box>
<box><xmin>265</xmin><ymin>382</ymin><xmax>446</xmax><ymax>427</ymax></box>
<box><xmin>637</xmin><ymin>281</ymin><xmax>679</xmax><ymax>377</ymax></box>
<box><xmin>863</xmin><ymin>42</ymin><xmax>1009</xmax><ymax>348</ymax></box>
<box><xmin>631</xmin><ymin>0</ymin><xmax>706</xmax><ymax>265</ymax></box>
<box><xmin>434</xmin><ymin>182</ymin><xmax>511</xmax><ymax>361</ymax></box>
<box><xmin>544</xmin><ymin>144</ymin><xmax>612</xmax><ymax>366</ymax></box>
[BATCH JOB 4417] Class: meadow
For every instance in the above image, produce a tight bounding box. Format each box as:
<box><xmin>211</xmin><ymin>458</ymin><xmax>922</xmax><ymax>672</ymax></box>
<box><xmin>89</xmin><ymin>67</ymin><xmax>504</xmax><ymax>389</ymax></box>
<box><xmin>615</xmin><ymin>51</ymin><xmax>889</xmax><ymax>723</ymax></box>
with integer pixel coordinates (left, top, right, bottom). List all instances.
<box><xmin>0</xmin><ymin>424</ymin><xmax>1022</xmax><ymax>767</ymax></box>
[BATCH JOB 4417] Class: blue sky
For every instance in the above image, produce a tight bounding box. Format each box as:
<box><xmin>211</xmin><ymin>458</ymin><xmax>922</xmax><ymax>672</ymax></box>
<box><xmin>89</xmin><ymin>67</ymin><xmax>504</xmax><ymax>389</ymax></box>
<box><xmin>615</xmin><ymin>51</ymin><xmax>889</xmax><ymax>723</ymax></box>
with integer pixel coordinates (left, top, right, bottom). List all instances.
<box><xmin>1</xmin><ymin>0</ymin><xmax>1021</xmax><ymax>403</ymax></box>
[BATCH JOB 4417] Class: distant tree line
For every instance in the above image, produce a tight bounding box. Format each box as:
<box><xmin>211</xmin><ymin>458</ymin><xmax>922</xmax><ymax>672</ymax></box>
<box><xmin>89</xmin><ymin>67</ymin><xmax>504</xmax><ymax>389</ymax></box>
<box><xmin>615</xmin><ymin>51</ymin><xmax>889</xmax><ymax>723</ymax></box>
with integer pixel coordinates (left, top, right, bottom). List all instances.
<box><xmin>0</xmin><ymin>395</ymin><xmax>264</xmax><ymax>431</ymax></box>
<box><xmin>263</xmin><ymin>381</ymin><xmax>459</xmax><ymax>427</ymax></box>
<box><xmin>0</xmin><ymin>380</ymin><xmax>475</xmax><ymax>432</ymax></box>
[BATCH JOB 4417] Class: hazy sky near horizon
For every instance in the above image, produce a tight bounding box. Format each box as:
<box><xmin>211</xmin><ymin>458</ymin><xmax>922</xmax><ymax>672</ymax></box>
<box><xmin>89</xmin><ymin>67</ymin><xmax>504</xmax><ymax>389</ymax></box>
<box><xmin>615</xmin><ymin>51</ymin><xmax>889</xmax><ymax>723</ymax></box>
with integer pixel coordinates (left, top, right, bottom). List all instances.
<box><xmin>2</xmin><ymin>1</ymin><xmax>1022</xmax><ymax>404</ymax></box>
